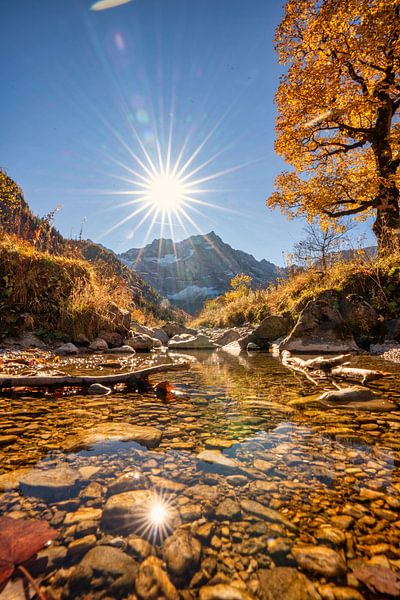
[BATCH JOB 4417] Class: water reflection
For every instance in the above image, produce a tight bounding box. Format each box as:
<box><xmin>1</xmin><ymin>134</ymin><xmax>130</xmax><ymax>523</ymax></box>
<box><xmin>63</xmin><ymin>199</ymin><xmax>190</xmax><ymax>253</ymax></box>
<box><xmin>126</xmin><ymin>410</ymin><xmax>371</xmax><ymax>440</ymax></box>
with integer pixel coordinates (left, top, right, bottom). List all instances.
<box><xmin>1</xmin><ymin>351</ymin><xmax>400</xmax><ymax>598</ymax></box>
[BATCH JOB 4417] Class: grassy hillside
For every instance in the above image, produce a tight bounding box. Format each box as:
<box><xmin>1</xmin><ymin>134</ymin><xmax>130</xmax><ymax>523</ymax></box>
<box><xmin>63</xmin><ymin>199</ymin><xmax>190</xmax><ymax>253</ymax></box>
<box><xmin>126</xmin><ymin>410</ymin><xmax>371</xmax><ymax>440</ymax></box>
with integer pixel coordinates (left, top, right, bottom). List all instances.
<box><xmin>193</xmin><ymin>252</ymin><xmax>400</xmax><ymax>328</ymax></box>
<box><xmin>0</xmin><ymin>170</ymin><xmax>185</xmax><ymax>340</ymax></box>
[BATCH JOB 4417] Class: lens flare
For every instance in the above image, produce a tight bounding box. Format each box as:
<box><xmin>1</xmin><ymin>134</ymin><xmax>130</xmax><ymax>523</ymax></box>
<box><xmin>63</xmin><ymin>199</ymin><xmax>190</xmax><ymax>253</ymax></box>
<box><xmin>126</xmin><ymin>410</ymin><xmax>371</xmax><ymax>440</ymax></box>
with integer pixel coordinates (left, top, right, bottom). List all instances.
<box><xmin>150</xmin><ymin>501</ymin><xmax>168</xmax><ymax>526</ymax></box>
<box><xmin>145</xmin><ymin>172</ymin><xmax>187</xmax><ymax>213</ymax></box>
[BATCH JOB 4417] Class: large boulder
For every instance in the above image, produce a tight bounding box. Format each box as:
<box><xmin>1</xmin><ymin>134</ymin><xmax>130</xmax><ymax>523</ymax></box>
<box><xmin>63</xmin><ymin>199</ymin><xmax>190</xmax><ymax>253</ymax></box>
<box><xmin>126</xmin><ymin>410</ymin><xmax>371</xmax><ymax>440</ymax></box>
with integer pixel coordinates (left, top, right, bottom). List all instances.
<box><xmin>89</xmin><ymin>338</ymin><xmax>108</xmax><ymax>351</ymax></box>
<box><xmin>280</xmin><ymin>291</ymin><xmax>359</xmax><ymax>354</ymax></box>
<box><xmin>161</xmin><ymin>322</ymin><xmax>196</xmax><ymax>339</ymax></box>
<box><xmin>251</xmin><ymin>315</ymin><xmax>291</xmax><ymax>344</ymax></box>
<box><xmin>168</xmin><ymin>334</ymin><xmax>218</xmax><ymax>350</ymax></box>
<box><xmin>124</xmin><ymin>333</ymin><xmax>161</xmax><ymax>352</ymax></box>
<box><xmin>208</xmin><ymin>328</ymin><xmax>243</xmax><ymax>346</ymax></box>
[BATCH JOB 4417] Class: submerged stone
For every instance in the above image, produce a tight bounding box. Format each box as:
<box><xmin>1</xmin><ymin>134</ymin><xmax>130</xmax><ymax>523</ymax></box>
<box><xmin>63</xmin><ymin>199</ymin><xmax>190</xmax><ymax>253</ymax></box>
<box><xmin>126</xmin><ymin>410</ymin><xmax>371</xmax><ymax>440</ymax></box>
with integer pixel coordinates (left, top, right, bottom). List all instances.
<box><xmin>63</xmin><ymin>423</ymin><xmax>162</xmax><ymax>451</ymax></box>
<box><xmin>20</xmin><ymin>466</ymin><xmax>81</xmax><ymax>501</ymax></box>
<box><xmin>257</xmin><ymin>567</ymin><xmax>321</xmax><ymax>600</ymax></box>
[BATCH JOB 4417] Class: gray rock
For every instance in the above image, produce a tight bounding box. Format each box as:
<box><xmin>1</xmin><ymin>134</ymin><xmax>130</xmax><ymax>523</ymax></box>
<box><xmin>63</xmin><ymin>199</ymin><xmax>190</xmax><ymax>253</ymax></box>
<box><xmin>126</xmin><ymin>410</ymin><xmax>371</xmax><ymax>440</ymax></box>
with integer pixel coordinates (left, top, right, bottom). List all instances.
<box><xmin>319</xmin><ymin>387</ymin><xmax>376</xmax><ymax>403</ymax></box>
<box><xmin>87</xmin><ymin>383</ymin><xmax>111</xmax><ymax>396</ymax></box>
<box><xmin>108</xmin><ymin>345</ymin><xmax>136</xmax><ymax>354</ymax></box>
<box><xmin>63</xmin><ymin>423</ymin><xmax>162</xmax><ymax>451</ymax></box>
<box><xmin>135</xmin><ymin>556</ymin><xmax>179</xmax><ymax>600</ymax></box>
<box><xmin>240</xmin><ymin>499</ymin><xmax>297</xmax><ymax>532</ymax></box>
<box><xmin>280</xmin><ymin>291</ymin><xmax>359</xmax><ymax>353</ymax></box>
<box><xmin>197</xmin><ymin>449</ymin><xmax>239</xmax><ymax>472</ymax></box>
<box><xmin>162</xmin><ymin>322</ymin><xmax>197</xmax><ymax>338</ymax></box>
<box><xmin>211</xmin><ymin>328</ymin><xmax>242</xmax><ymax>346</ymax></box>
<box><xmin>124</xmin><ymin>333</ymin><xmax>161</xmax><ymax>352</ymax></box>
<box><xmin>168</xmin><ymin>334</ymin><xmax>218</xmax><ymax>349</ymax></box>
<box><xmin>56</xmin><ymin>342</ymin><xmax>79</xmax><ymax>355</ymax></box>
<box><xmin>163</xmin><ymin>528</ymin><xmax>201</xmax><ymax>580</ymax></box>
<box><xmin>67</xmin><ymin>545</ymin><xmax>137</xmax><ymax>598</ymax></box>
<box><xmin>133</xmin><ymin>323</ymin><xmax>169</xmax><ymax>345</ymax></box>
<box><xmin>257</xmin><ymin>567</ymin><xmax>321</xmax><ymax>600</ymax></box>
<box><xmin>89</xmin><ymin>338</ymin><xmax>108</xmax><ymax>351</ymax></box>
<box><xmin>248</xmin><ymin>315</ymin><xmax>292</xmax><ymax>349</ymax></box>
<box><xmin>291</xmin><ymin>544</ymin><xmax>346</xmax><ymax>579</ymax></box>
<box><xmin>199</xmin><ymin>584</ymin><xmax>254</xmax><ymax>600</ymax></box>
<box><xmin>20</xmin><ymin>466</ymin><xmax>81</xmax><ymax>501</ymax></box>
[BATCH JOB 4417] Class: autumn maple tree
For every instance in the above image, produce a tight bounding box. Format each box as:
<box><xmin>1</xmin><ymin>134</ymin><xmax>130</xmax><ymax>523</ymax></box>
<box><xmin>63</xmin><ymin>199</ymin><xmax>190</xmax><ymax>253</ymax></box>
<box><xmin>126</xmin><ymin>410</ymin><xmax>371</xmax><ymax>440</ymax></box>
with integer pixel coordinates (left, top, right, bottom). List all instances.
<box><xmin>268</xmin><ymin>0</ymin><xmax>400</xmax><ymax>254</ymax></box>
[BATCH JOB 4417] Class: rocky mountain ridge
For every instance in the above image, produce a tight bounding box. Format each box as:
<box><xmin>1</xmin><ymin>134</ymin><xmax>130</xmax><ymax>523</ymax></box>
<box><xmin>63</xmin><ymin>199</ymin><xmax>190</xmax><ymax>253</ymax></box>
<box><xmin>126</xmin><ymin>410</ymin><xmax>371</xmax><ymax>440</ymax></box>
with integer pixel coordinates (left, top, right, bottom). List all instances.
<box><xmin>119</xmin><ymin>231</ymin><xmax>281</xmax><ymax>313</ymax></box>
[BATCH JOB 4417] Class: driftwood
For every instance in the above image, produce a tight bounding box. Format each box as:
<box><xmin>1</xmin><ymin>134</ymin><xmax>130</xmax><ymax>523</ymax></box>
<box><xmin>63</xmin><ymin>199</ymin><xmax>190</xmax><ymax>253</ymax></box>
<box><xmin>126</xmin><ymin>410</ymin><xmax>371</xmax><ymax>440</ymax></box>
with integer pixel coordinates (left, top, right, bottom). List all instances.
<box><xmin>0</xmin><ymin>363</ymin><xmax>189</xmax><ymax>390</ymax></box>
<box><xmin>280</xmin><ymin>350</ymin><xmax>390</xmax><ymax>388</ymax></box>
<box><xmin>330</xmin><ymin>366</ymin><xmax>391</xmax><ymax>384</ymax></box>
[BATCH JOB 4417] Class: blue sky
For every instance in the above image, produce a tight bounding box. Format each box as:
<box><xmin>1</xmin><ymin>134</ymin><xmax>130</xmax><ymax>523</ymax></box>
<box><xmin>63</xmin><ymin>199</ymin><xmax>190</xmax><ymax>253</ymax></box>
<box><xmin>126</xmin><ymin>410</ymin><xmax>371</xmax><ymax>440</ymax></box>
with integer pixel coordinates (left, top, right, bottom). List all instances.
<box><xmin>0</xmin><ymin>0</ymin><xmax>374</xmax><ymax>264</ymax></box>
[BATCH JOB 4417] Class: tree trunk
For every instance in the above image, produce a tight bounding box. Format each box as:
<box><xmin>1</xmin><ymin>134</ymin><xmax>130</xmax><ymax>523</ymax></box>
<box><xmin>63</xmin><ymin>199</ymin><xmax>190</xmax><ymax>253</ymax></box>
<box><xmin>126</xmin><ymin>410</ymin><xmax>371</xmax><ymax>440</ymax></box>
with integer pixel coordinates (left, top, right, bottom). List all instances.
<box><xmin>372</xmin><ymin>182</ymin><xmax>400</xmax><ymax>255</ymax></box>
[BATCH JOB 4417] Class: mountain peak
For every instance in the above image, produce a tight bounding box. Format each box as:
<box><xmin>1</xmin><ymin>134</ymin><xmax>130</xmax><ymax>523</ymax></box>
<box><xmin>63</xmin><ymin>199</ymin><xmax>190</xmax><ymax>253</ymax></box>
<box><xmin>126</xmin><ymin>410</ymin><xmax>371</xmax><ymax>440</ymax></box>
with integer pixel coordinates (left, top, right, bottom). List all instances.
<box><xmin>119</xmin><ymin>232</ymin><xmax>279</xmax><ymax>314</ymax></box>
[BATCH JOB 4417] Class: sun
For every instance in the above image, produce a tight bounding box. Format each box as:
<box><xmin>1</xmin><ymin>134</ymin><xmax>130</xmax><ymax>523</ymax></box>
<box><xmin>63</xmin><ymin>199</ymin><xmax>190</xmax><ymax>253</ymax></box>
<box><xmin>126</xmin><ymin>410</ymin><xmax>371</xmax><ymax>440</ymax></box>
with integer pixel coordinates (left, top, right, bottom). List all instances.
<box><xmin>144</xmin><ymin>172</ymin><xmax>187</xmax><ymax>213</ymax></box>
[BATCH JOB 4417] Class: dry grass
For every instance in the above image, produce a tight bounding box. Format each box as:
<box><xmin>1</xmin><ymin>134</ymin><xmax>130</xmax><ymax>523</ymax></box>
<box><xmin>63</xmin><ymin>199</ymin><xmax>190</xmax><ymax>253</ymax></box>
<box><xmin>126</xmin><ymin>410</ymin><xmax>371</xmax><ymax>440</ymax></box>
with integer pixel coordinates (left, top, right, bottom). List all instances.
<box><xmin>0</xmin><ymin>234</ymin><xmax>137</xmax><ymax>339</ymax></box>
<box><xmin>193</xmin><ymin>251</ymin><xmax>400</xmax><ymax>328</ymax></box>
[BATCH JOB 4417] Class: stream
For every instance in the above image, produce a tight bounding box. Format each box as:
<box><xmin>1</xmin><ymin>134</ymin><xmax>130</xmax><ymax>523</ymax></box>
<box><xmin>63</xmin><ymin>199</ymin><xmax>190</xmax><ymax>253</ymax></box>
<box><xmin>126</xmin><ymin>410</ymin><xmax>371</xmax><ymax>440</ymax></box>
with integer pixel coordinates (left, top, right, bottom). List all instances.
<box><xmin>0</xmin><ymin>349</ymin><xmax>400</xmax><ymax>599</ymax></box>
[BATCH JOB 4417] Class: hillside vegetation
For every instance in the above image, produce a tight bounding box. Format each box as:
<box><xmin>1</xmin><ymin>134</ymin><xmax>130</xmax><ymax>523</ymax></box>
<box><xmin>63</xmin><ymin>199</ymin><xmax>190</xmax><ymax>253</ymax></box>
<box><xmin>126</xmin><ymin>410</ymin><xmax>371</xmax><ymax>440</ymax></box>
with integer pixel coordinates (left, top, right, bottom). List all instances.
<box><xmin>0</xmin><ymin>170</ymin><xmax>184</xmax><ymax>340</ymax></box>
<box><xmin>193</xmin><ymin>253</ymin><xmax>400</xmax><ymax>328</ymax></box>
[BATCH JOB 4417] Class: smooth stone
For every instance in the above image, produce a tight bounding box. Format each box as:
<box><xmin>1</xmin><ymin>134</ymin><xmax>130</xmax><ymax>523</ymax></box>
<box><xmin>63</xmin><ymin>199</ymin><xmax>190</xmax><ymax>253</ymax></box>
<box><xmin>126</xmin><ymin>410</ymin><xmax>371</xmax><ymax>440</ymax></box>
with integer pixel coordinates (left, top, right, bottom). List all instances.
<box><xmin>107</xmin><ymin>471</ymin><xmax>146</xmax><ymax>495</ymax></box>
<box><xmin>168</xmin><ymin>334</ymin><xmax>218</xmax><ymax>350</ymax></box>
<box><xmin>89</xmin><ymin>338</ymin><xmax>108</xmax><ymax>351</ymax></box>
<box><xmin>197</xmin><ymin>450</ymin><xmax>238</xmax><ymax>471</ymax></box>
<box><xmin>64</xmin><ymin>507</ymin><xmax>102</xmax><ymax>525</ymax></box>
<box><xmin>240</xmin><ymin>499</ymin><xmax>297</xmax><ymax>532</ymax></box>
<box><xmin>87</xmin><ymin>383</ymin><xmax>111</xmax><ymax>396</ymax></box>
<box><xmin>108</xmin><ymin>345</ymin><xmax>136</xmax><ymax>354</ymax></box>
<box><xmin>319</xmin><ymin>387</ymin><xmax>375</xmax><ymax>403</ymax></box>
<box><xmin>199</xmin><ymin>584</ymin><xmax>254</xmax><ymax>600</ymax></box>
<box><xmin>291</xmin><ymin>544</ymin><xmax>346</xmax><ymax>579</ymax></box>
<box><xmin>55</xmin><ymin>342</ymin><xmax>78</xmax><ymax>355</ymax></box>
<box><xmin>257</xmin><ymin>567</ymin><xmax>321</xmax><ymax>600</ymax></box>
<box><xmin>163</xmin><ymin>528</ymin><xmax>201</xmax><ymax>580</ymax></box>
<box><xmin>20</xmin><ymin>466</ymin><xmax>81</xmax><ymax>501</ymax></box>
<box><xmin>215</xmin><ymin>498</ymin><xmax>242</xmax><ymax>520</ymax></box>
<box><xmin>135</xmin><ymin>556</ymin><xmax>179</xmax><ymax>600</ymax></box>
<box><xmin>67</xmin><ymin>545</ymin><xmax>137</xmax><ymax>597</ymax></box>
<box><xmin>63</xmin><ymin>423</ymin><xmax>162</xmax><ymax>451</ymax></box>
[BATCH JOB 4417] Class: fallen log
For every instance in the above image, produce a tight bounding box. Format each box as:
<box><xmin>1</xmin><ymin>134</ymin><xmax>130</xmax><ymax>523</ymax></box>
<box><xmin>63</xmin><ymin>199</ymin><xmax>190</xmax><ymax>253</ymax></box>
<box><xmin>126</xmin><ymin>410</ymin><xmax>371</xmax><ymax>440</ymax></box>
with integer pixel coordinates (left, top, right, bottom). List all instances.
<box><xmin>330</xmin><ymin>366</ymin><xmax>391</xmax><ymax>384</ymax></box>
<box><xmin>0</xmin><ymin>362</ymin><xmax>189</xmax><ymax>390</ymax></box>
<box><xmin>304</xmin><ymin>354</ymin><xmax>352</xmax><ymax>371</ymax></box>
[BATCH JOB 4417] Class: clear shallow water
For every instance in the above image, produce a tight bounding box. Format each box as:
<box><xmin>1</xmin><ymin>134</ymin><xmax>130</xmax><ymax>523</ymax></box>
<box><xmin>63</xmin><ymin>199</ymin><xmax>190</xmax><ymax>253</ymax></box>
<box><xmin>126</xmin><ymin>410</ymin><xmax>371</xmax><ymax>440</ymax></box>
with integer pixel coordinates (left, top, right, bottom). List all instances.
<box><xmin>0</xmin><ymin>350</ymin><xmax>400</xmax><ymax>599</ymax></box>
